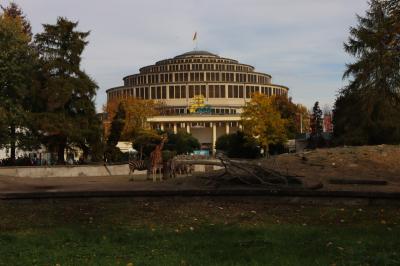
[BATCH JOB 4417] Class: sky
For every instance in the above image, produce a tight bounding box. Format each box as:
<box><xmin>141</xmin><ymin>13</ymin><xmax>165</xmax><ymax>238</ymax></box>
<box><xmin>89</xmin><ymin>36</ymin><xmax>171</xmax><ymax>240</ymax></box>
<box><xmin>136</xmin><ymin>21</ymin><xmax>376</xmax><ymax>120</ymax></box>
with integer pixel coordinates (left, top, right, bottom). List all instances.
<box><xmin>1</xmin><ymin>0</ymin><xmax>370</xmax><ymax>111</ymax></box>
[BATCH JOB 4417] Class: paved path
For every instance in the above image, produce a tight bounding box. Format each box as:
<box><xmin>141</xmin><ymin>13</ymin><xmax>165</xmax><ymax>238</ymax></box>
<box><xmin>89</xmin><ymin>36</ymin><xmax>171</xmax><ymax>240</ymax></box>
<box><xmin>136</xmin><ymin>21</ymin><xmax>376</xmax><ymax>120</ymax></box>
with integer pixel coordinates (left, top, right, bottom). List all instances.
<box><xmin>0</xmin><ymin>174</ymin><xmax>195</xmax><ymax>193</ymax></box>
<box><xmin>1</xmin><ymin>174</ymin><xmax>400</xmax><ymax>202</ymax></box>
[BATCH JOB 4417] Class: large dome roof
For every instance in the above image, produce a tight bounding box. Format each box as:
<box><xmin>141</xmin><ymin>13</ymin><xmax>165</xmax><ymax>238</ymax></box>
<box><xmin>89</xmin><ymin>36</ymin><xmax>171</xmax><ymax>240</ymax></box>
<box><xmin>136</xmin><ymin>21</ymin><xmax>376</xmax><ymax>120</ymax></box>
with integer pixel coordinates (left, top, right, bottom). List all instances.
<box><xmin>174</xmin><ymin>50</ymin><xmax>218</xmax><ymax>58</ymax></box>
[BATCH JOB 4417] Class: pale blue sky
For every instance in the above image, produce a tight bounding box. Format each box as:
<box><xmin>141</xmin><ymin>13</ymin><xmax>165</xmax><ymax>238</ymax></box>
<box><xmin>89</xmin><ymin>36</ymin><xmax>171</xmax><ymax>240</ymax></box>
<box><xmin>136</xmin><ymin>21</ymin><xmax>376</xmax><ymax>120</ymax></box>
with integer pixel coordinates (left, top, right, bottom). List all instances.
<box><xmin>1</xmin><ymin>0</ymin><xmax>370</xmax><ymax>111</ymax></box>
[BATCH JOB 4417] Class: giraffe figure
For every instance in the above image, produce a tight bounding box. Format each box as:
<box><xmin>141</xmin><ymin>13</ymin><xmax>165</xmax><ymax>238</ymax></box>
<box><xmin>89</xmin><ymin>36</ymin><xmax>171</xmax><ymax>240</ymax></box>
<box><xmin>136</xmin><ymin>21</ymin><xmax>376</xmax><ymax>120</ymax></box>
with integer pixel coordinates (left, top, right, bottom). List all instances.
<box><xmin>149</xmin><ymin>135</ymin><xmax>167</xmax><ymax>182</ymax></box>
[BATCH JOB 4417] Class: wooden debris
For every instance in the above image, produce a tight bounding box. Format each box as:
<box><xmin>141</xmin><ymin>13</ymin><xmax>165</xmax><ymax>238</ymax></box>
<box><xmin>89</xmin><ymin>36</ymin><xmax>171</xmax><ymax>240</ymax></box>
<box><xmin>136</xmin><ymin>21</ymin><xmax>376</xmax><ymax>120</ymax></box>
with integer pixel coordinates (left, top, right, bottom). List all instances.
<box><xmin>211</xmin><ymin>154</ymin><xmax>307</xmax><ymax>188</ymax></box>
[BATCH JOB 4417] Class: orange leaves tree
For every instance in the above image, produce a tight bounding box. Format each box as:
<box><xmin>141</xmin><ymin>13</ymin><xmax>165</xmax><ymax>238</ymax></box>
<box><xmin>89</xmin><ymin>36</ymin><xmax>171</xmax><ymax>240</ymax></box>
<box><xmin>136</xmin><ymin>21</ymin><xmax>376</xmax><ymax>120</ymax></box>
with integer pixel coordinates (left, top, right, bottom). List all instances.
<box><xmin>241</xmin><ymin>94</ymin><xmax>287</xmax><ymax>153</ymax></box>
<box><xmin>103</xmin><ymin>97</ymin><xmax>163</xmax><ymax>141</ymax></box>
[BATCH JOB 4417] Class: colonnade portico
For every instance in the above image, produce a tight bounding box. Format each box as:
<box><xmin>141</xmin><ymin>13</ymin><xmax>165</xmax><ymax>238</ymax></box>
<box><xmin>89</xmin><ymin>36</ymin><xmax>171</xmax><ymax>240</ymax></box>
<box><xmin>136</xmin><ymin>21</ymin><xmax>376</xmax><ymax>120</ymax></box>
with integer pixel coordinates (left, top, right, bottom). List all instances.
<box><xmin>147</xmin><ymin>115</ymin><xmax>241</xmax><ymax>154</ymax></box>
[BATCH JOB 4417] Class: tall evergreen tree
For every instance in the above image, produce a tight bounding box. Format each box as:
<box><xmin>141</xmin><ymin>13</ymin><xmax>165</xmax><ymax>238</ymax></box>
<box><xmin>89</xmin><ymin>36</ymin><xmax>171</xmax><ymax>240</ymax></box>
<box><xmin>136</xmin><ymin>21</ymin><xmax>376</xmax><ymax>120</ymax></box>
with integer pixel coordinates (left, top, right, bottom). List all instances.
<box><xmin>309</xmin><ymin>101</ymin><xmax>324</xmax><ymax>148</ymax></box>
<box><xmin>106</xmin><ymin>103</ymin><xmax>125</xmax><ymax>148</ymax></box>
<box><xmin>333</xmin><ymin>0</ymin><xmax>400</xmax><ymax>145</ymax></box>
<box><xmin>34</xmin><ymin>17</ymin><xmax>100</xmax><ymax>164</ymax></box>
<box><xmin>310</xmin><ymin>102</ymin><xmax>323</xmax><ymax>137</ymax></box>
<box><xmin>0</xmin><ymin>4</ymin><xmax>37</xmax><ymax>163</ymax></box>
<box><xmin>105</xmin><ymin>103</ymin><xmax>125</xmax><ymax>162</ymax></box>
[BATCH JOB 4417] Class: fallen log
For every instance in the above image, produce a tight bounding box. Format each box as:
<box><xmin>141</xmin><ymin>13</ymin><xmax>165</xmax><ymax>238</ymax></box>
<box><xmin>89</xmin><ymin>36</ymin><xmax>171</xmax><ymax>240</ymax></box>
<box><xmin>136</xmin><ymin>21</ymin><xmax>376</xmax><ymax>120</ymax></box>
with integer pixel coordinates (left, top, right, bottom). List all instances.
<box><xmin>329</xmin><ymin>178</ymin><xmax>388</xmax><ymax>185</ymax></box>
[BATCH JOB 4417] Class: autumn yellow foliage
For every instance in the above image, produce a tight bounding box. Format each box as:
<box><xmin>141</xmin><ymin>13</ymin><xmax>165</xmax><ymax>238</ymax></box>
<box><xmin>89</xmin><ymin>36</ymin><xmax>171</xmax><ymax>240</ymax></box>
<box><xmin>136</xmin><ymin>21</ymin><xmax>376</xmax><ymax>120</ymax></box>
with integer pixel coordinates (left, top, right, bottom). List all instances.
<box><xmin>296</xmin><ymin>103</ymin><xmax>311</xmax><ymax>134</ymax></box>
<box><xmin>103</xmin><ymin>97</ymin><xmax>163</xmax><ymax>140</ymax></box>
<box><xmin>241</xmin><ymin>94</ymin><xmax>287</xmax><ymax>150</ymax></box>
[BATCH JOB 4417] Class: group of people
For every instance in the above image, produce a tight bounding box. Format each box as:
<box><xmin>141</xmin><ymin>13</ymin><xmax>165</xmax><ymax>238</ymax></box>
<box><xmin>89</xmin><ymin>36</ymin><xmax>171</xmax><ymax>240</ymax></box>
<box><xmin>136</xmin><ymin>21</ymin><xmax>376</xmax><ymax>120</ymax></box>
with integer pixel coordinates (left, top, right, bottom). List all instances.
<box><xmin>0</xmin><ymin>155</ymin><xmax>42</xmax><ymax>166</ymax></box>
<box><xmin>0</xmin><ymin>153</ymin><xmax>86</xmax><ymax>167</ymax></box>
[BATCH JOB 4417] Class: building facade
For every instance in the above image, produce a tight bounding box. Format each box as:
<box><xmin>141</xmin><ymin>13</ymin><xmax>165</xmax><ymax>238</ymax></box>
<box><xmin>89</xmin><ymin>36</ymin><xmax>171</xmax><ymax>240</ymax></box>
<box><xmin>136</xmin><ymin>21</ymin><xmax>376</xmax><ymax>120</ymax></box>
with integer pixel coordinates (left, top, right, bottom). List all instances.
<box><xmin>106</xmin><ymin>50</ymin><xmax>289</xmax><ymax>153</ymax></box>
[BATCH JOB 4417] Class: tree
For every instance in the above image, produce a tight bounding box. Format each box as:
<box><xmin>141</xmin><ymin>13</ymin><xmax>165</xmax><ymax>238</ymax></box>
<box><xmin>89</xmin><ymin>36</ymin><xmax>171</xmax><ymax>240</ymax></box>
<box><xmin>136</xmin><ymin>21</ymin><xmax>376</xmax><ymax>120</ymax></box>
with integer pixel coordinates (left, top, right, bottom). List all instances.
<box><xmin>216</xmin><ymin>131</ymin><xmax>260</xmax><ymax>158</ymax></box>
<box><xmin>310</xmin><ymin>102</ymin><xmax>323</xmax><ymax>137</ymax></box>
<box><xmin>333</xmin><ymin>91</ymin><xmax>369</xmax><ymax>145</ymax></box>
<box><xmin>105</xmin><ymin>103</ymin><xmax>125</xmax><ymax>162</ymax></box>
<box><xmin>333</xmin><ymin>0</ymin><xmax>400</xmax><ymax>145</ymax></box>
<box><xmin>132</xmin><ymin>129</ymin><xmax>162</xmax><ymax>160</ymax></box>
<box><xmin>309</xmin><ymin>101</ymin><xmax>324</xmax><ymax>148</ymax></box>
<box><xmin>271</xmin><ymin>95</ymin><xmax>307</xmax><ymax>138</ymax></box>
<box><xmin>84</xmin><ymin>115</ymin><xmax>104</xmax><ymax>162</ymax></box>
<box><xmin>0</xmin><ymin>107</ymin><xmax>7</xmax><ymax>144</ymax></box>
<box><xmin>34</xmin><ymin>17</ymin><xmax>100</xmax><ymax>164</ymax></box>
<box><xmin>103</xmin><ymin>97</ymin><xmax>162</xmax><ymax>141</ymax></box>
<box><xmin>296</xmin><ymin>104</ymin><xmax>311</xmax><ymax>134</ymax></box>
<box><xmin>106</xmin><ymin>103</ymin><xmax>125</xmax><ymax>148</ymax></box>
<box><xmin>1</xmin><ymin>3</ymin><xmax>31</xmax><ymax>38</ymax></box>
<box><xmin>241</xmin><ymin>93</ymin><xmax>287</xmax><ymax>153</ymax></box>
<box><xmin>0</xmin><ymin>4</ymin><xmax>37</xmax><ymax>163</ymax></box>
<box><xmin>164</xmin><ymin>131</ymin><xmax>200</xmax><ymax>154</ymax></box>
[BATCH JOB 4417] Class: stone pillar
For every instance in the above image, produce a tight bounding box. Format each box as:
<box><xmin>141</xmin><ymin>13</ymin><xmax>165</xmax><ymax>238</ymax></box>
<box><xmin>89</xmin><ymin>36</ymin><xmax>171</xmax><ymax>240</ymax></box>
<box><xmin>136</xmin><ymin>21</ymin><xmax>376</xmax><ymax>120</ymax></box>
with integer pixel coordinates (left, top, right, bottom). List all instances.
<box><xmin>173</xmin><ymin>123</ymin><xmax>177</xmax><ymax>134</ymax></box>
<box><xmin>186</xmin><ymin>123</ymin><xmax>191</xmax><ymax>134</ymax></box>
<box><xmin>206</xmin><ymin>83</ymin><xmax>209</xmax><ymax>100</ymax></box>
<box><xmin>212</xmin><ymin>122</ymin><xmax>217</xmax><ymax>155</ymax></box>
<box><xmin>225</xmin><ymin>122</ymin><xmax>230</xmax><ymax>135</ymax></box>
<box><xmin>166</xmin><ymin>85</ymin><xmax>170</xmax><ymax>99</ymax></box>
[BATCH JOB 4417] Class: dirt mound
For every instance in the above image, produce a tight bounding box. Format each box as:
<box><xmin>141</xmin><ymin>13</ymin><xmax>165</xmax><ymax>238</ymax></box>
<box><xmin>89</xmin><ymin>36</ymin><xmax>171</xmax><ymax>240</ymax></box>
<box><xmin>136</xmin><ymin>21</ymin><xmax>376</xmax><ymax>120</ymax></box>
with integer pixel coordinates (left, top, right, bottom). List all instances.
<box><xmin>259</xmin><ymin>145</ymin><xmax>400</xmax><ymax>191</ymax></box>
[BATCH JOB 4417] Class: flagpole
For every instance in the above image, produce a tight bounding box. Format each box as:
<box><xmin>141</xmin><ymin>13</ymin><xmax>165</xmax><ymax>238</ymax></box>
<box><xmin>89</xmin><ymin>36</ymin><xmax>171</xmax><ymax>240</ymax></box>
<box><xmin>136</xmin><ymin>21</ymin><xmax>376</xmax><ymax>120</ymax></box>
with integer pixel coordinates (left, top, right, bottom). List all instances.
<box><xmin>193</xmin><ymin>31</ymin><xmax>198</xmax><ymax>50</ymax></box>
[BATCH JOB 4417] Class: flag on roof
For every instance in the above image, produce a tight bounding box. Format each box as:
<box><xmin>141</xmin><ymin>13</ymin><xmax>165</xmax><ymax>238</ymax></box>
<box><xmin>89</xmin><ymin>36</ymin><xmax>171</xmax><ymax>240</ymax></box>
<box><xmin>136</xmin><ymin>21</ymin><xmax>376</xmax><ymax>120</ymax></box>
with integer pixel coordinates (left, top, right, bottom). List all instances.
<box><xmin>193</xmin><ymin>32</ymin><xmax>197</xmax><ymax>41</ymax></box>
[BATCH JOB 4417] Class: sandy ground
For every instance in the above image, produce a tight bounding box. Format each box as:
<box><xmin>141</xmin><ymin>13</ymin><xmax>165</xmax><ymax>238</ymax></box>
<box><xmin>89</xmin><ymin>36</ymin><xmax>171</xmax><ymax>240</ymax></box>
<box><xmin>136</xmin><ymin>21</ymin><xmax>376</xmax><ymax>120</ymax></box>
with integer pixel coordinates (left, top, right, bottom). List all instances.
<box><xmin>0</xmin><ymin>145</ymin><xmax>399</xmax><ymax>194</ymax></box>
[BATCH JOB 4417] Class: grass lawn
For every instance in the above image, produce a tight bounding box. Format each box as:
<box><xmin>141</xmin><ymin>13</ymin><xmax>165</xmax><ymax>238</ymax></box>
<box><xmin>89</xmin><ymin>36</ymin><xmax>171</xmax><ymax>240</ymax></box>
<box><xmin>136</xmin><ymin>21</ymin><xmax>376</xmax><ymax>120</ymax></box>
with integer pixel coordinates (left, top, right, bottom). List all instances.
<box><xmin>0</xmin><ymin>197</ymin><xmax>399</xmax><ymax>265</ymax></box>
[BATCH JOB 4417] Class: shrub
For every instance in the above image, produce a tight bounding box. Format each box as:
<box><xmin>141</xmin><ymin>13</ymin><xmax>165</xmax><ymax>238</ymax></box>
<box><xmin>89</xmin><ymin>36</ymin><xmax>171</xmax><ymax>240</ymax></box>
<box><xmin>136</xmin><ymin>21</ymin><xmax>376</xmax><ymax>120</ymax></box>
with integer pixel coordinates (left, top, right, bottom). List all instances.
<box><xmin>216</xmin><ymin>131</ymin><xmax>260</xmax><ymax>159</ymax></box>
<box><xmin>164</xmin><ymin>131</ymin><xmax>200</xmax><ymax>154</ymax></box>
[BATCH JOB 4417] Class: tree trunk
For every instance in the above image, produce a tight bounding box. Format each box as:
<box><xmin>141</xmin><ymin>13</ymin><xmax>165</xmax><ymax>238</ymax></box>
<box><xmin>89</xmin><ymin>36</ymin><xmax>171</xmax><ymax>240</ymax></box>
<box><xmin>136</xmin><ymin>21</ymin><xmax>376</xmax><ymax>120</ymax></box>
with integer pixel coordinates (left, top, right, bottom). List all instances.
<box><xmin>264</xmin><ymin>145</ymin><xmax>270</xmax><ymax>158</ymax></box>
<box><xmin>10</xmin><ymin>123</ymin><xmax>16</xmax><ymax>165</ymax></box>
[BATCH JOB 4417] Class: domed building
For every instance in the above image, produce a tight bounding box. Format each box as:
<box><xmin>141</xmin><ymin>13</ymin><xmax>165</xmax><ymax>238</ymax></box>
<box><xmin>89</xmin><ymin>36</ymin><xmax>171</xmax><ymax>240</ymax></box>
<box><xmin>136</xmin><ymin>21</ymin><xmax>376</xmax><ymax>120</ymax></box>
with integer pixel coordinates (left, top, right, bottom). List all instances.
<box><xmin>106</xmin><ymin>50</ymin><xmax>289</xmax><ymax>154</ymax></box>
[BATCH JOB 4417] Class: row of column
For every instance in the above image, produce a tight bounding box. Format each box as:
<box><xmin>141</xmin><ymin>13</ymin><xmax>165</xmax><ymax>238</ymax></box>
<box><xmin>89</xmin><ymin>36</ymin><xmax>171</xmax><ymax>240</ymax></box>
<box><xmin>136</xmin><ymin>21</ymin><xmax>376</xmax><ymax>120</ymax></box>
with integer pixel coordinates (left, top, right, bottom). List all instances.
<box><xmin>159</xmin><ymin>122</ymin><xmax>243</xmax><ymax>154</ymax></box>
<box><xmin>128</xmin><ymin>69</ymin><xmax>270</xmax><ymax>86</ymax></box>
<box><xmin>112</xmin><ymin>85</ymin><xmax>283</xmax><ymax>101</ymax></box>
<box><xmin>159</xmin><ymin>122</ymin><xmax>231</xmax><ymax>133</ymax></box>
